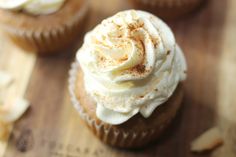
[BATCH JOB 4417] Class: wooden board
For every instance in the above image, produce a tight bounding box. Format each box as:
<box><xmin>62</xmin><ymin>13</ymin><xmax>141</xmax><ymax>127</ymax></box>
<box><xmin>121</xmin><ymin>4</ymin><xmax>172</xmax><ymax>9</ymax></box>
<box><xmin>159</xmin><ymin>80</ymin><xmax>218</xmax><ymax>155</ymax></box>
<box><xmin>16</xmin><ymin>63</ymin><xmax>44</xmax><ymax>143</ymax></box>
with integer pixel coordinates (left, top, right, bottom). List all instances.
<box><xmin>1</xmin><ymin>0</ymin><xmax>236</xmax><ymax>156</ymax></box>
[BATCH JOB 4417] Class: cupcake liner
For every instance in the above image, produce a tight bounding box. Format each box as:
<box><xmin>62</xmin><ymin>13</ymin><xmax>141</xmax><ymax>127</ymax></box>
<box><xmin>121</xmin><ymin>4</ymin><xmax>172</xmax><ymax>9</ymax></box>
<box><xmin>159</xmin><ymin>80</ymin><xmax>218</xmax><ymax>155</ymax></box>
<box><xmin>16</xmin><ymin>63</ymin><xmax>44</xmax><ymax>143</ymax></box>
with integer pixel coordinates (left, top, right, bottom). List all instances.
<box><xmin>1</xmin><ymin>0</ymin><xmax>89</xmax><ymax>54</ymax></box>
<box><xmin>130</xmin><ymin>0</ymin><xmax>205</xmax><ymax>19</ymax></box>
<box><xmin>68</xmin><ymin>62</ymin><xmax>176</xmax><ymax>148</ymax></box>
<box><xmin>136</xmin><ymin>0</ymin><xmax>203</xmax><ymax>7</ymax></box>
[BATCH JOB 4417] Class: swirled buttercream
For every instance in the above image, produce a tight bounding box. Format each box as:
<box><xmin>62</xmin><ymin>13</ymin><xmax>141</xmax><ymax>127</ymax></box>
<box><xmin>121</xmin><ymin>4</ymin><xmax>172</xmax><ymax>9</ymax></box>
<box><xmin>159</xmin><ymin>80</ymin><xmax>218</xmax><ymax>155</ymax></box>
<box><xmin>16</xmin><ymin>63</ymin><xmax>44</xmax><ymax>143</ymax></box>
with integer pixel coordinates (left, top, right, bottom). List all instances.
<box><xmin>77</xmin><ymin>10</ymin><xmax>187</xmax><ymax>125</ymax></box>
<box><xmin>0</xmin><ymin>0</ymin><xmax>65</xmax><ymax>15</ymax></box>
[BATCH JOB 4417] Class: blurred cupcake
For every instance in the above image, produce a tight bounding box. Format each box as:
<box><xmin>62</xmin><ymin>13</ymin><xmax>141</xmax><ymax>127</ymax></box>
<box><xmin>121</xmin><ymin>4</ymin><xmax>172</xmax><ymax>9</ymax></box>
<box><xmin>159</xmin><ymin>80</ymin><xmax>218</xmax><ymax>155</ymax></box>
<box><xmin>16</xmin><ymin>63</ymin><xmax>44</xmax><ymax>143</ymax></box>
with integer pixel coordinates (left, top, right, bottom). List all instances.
<box><xmin>0</xmin><ymin>0</ymin><xmax>89</xmax><ymax>55</ymax></box>
<box><xmin>69</xmin><ymin>10</ymin><xmax>187</xmax><ymax>148</ymax></box>
<box><xmin>129</xmin><ymin>0</ymin><xmax>205</xmax><ymax>19</ymax></box>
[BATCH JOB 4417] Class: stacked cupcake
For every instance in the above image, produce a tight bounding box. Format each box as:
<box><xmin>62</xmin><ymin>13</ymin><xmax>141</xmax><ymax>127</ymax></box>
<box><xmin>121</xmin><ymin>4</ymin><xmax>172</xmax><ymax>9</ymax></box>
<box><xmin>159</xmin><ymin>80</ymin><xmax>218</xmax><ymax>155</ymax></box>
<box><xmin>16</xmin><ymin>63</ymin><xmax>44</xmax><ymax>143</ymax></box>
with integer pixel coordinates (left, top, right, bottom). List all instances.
<box><xmin>0</xmin><ymin>0</ymin><xmax>89</xmax><ymax>54</ymax></box>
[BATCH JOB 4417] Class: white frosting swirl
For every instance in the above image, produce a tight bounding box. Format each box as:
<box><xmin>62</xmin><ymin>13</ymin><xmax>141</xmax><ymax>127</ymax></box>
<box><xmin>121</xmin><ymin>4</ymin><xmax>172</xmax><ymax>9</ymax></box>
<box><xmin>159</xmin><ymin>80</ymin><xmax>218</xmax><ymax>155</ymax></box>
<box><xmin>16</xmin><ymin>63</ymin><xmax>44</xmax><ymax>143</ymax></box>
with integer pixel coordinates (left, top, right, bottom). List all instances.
<box><xmin>0</xmin><ymin>0</ymin><xmax>65</xmax><ymax>15</ymax></box>
<box><xmin>77</xmin><ymin>10</ymin><xmax>187</xmax><ymax>125</ymax></box>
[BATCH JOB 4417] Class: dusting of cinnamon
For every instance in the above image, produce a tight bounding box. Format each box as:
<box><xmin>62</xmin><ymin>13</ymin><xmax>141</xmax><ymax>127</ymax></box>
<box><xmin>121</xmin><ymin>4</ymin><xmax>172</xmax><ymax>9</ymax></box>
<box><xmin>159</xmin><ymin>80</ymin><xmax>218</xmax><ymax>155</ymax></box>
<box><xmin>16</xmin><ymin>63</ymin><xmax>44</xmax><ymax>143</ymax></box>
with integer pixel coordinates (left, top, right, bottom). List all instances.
<box><xmin>99</xmin><ymin>56</ymin><xmax>105</xmax><ymax>62</ymax></box>
<box><xmin>151</xmin><ymin>37</ymin><xmax>159</xmax><ymax>48</ymax></box>
<box><xmin>127</xmin><ymin>20</ymin><xmax>144</xmax><ymax>32</ymax></box>
<box><xmin>131</xmin><ymin>64</ymin><xmax>146</xmax><ymax>74</ymax></box>
<box><xmin>118</xmin><ymin>54</ymin><xmax>128</xmax><ymax>62</ymax></box>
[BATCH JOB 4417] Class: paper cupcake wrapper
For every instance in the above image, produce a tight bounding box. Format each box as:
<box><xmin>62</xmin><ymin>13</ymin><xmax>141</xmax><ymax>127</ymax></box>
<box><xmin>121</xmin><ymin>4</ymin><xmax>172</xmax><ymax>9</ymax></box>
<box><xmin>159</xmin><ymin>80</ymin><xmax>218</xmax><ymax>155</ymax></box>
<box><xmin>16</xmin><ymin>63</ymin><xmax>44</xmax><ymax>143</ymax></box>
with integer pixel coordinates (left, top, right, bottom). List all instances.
<box><xmin>2</xmin><ymin>1</ymin><xmax>89</xmax><ymax>54</ymax></box>
<box><xmin>68</xmin><ymin>62</ymin><xmax>174</xmax><ymax>148</ymax></box>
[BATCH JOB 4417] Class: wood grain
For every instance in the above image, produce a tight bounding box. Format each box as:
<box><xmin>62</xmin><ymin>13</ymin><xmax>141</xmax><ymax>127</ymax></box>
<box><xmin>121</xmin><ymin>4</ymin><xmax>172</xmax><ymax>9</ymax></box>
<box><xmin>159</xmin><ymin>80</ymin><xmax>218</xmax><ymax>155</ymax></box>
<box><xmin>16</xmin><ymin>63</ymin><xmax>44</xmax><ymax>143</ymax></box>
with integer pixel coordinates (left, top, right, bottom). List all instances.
<box><xmin>0</xmin><ymin>32</ymin><xmax>36</xmax><ymax>156</ymax></box>
<box><xmin>0</xmin><ymin>0</ymin><xmax>236</xmax><ymax>156</ymax></box>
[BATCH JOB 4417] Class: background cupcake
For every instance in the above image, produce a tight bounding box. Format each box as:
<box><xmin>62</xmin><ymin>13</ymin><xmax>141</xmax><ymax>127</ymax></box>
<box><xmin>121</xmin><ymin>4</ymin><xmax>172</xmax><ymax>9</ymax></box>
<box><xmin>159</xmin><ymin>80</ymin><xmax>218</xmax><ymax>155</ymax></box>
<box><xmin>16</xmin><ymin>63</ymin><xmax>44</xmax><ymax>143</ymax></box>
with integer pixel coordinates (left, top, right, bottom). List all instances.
<box><xmin>0</xmin><ymin>0</ymin><xmax>89</xmax><ymax>55</ymax></box>
<box><xmin>129</xmin><ymin>0</ymin><xmax>205</xmax><ymax>19</ymax></box>
<box><xmin>69</xmin><ymin>10</ymin><xmax>187</xmax><ymax>148</ymax></box>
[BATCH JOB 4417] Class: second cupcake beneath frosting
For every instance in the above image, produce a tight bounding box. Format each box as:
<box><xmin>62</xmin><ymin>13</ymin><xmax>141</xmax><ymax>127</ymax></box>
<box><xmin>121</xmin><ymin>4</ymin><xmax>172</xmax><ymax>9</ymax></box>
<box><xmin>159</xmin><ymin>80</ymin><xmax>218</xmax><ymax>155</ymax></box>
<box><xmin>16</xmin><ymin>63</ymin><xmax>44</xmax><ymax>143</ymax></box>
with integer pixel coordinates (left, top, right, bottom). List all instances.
<box><xmin>0</xmin><ymin>0</ymin><xmax>89</xmax><ymax>54</ymax></box>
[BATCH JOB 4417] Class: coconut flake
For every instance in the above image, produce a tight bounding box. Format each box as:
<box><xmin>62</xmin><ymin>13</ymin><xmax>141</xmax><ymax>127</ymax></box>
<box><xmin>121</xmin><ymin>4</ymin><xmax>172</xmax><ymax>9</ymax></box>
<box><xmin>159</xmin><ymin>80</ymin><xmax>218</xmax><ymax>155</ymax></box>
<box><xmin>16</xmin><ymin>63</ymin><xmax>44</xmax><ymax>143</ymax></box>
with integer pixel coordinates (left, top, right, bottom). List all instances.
<box><xmin>191</xmin><ymin>127</ymin><xmax>223</xmax><ymax>153</ymax></box>
<box><xmin>0</xmin><ymin>71</ymin><xmax>13</xmax><ymax>88</ymax></box>
<box><xmin>0</xmin><ymin>98</ymin><xmax>30</xmax><ymax>123</ymax></box>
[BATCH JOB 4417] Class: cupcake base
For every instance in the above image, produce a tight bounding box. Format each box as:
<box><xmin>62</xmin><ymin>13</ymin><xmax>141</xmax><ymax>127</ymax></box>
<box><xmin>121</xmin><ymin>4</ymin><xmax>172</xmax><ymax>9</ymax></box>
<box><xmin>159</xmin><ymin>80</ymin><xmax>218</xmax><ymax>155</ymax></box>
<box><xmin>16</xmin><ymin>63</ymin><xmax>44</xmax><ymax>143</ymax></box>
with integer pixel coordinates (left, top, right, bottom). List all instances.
<box><xmin>0</xmin><ymin>0</ymin><xmax>89</xmax><ymax>55</ymax></box>
<box><xmin>129</xmin><ymin>0</ymin><xmax>205</xmax><ymax>19</ymax></box>
<box><xmin>69</xmin><ymin>62</ymin><xmax>184</xmax><ymax>148</ymax></box>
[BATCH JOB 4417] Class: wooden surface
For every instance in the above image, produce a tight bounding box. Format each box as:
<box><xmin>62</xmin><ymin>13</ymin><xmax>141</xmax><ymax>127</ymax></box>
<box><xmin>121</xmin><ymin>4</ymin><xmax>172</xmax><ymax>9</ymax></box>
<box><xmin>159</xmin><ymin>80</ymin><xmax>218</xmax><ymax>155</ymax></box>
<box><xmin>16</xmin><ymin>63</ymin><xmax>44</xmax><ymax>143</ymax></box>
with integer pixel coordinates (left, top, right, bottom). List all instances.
<box><xmin>0</xmin><ymin>0</ymin><xmax>236</xmax><ymax>156</ymax></box>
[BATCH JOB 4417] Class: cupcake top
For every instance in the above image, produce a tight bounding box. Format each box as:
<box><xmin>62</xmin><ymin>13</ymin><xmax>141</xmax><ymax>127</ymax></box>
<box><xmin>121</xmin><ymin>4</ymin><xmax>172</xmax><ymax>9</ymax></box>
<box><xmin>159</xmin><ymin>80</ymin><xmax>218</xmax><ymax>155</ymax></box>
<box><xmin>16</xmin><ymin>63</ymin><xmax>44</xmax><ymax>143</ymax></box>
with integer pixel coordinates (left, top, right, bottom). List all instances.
<box><xmin>77</xmin><ymin>10</ymin><xmax>187</xmax><ymax>125</ymax></box>
<box><xmin>0</xmin><ymin>0</ymin><xmax>65</xmax><ymax>15</ymax></box>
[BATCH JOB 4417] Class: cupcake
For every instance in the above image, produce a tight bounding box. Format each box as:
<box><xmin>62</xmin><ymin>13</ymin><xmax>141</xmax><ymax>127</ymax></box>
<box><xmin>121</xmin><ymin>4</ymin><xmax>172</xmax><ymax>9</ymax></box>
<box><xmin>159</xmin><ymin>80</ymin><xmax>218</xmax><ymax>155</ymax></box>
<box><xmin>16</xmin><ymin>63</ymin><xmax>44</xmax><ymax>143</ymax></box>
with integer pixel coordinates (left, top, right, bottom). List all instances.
<box><xmin>69</xmin><ymin>10</ymin><xmax>187</xmax><ymax>148</ymax></box>
<box><xmin>129</xmin><ymin>0</ymin><xmax>205</xmax><ymax>19</ymax></box>
<box><xmin>0</xmin><ymin>0</ymin><xmax>89</xmax><ymax>55</ymax></box>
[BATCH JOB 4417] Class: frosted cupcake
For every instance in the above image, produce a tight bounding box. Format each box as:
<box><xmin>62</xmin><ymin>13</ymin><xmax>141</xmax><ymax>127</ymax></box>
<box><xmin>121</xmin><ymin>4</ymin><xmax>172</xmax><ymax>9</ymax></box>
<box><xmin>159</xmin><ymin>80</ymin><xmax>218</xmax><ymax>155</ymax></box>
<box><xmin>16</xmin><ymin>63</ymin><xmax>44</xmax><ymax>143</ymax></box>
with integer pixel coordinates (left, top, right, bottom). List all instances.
<box><xmin>0</xmin><ymin>0</ymin><xmax>89</xmax><ymax>54</ymax></box>
<box><xmin>69</xmin><ymin>10</ymin><xmax>187</xmax><ymax>148</ymax></box>
<box><xmin>129</xmin><ymin>0</ymin><xmax>205</xmax><ymax>19</ymax></box>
